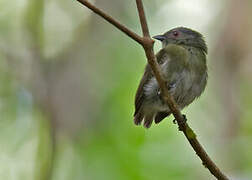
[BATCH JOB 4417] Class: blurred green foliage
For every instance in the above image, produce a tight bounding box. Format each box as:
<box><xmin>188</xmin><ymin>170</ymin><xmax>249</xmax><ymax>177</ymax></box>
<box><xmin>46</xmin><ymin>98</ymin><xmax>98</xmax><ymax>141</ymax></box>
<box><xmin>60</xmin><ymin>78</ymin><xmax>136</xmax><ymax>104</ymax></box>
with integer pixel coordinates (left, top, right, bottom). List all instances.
<box><xmin>0</xmin><ymin>0</ymin><xmax>251</xmax><ymax>180</ymax></box>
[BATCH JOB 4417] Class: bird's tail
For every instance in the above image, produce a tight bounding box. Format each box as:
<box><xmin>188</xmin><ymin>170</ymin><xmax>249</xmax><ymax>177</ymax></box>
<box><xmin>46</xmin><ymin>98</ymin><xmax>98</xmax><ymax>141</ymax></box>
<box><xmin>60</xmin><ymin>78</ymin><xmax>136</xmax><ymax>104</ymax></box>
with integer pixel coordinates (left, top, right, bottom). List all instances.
<box><xmin>154</xmin><ymin>111</ymin><xmax>171</xmax><ymax>124</ymax></box>
<box><xmin>134</xmin><ymin>110</ymin><xmax>144</xmax><ymax>126</ymax></box>
<box><xmin>134</xmin><ymin>110</ymin><xmax>155</xmax><ymax>129</ymax></box>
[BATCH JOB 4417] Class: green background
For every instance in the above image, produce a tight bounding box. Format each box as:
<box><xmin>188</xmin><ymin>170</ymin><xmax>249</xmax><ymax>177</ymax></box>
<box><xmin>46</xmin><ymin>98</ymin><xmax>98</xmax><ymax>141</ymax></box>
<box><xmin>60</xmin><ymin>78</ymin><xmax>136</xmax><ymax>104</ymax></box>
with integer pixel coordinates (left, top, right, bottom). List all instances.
<box><xmin>0</xmin><ymin>0</ymin><xmax>251</xmax><ymax>179</ymax></box>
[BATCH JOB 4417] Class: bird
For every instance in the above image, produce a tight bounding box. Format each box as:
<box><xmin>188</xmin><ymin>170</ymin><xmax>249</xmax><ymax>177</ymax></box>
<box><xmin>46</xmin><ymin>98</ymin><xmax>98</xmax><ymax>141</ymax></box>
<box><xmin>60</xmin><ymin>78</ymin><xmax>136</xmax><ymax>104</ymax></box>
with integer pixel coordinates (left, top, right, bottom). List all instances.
<box><xmin>133</xmin><ymin>27</ymin><xmax>208</xmax><ymax>128</ymax></box>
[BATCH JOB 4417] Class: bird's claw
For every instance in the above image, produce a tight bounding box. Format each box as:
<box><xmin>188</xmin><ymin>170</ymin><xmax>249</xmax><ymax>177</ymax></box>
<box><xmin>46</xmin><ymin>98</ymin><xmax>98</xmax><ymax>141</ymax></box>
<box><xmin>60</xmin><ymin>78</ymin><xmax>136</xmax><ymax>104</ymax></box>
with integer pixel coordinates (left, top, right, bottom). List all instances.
<box><xmin>173</xmin><ymin>114</ymin><xmax>187</xmax><ymax>131</ymax></box>
<box><xmin>182</xmin><ymin>114</ymin><xmax>187</xmax><ymax>122</ymax></box>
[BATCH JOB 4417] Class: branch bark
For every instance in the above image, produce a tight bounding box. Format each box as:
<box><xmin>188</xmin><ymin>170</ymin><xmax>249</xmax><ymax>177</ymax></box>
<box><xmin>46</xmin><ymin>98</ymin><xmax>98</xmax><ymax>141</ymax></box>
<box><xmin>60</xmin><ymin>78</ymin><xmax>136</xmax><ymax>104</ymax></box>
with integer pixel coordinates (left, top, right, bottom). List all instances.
<box><xmin>76</xmin><ymin>0</ymin><xmax>229</xmax><ymax>179</ymax></box>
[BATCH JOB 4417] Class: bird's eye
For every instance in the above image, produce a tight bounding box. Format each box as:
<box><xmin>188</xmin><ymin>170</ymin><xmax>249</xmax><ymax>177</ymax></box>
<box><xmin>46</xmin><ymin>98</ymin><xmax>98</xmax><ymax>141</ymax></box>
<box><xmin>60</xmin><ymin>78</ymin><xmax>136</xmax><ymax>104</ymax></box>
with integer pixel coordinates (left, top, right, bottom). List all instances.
<box><xmin>172</xmin><ymin>31</ymin><xmax>179</xmax><ymax>37</ymax></box>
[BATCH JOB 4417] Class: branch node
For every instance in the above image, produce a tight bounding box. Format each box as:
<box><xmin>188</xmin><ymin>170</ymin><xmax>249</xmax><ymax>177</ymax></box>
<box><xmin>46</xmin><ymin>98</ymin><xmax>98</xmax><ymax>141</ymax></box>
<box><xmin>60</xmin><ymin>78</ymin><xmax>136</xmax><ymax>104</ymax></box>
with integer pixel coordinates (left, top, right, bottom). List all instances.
<box><xmin>142</xmin><ymin>37</ymin><xmax>155</xmax><ymax>49</ymax></box>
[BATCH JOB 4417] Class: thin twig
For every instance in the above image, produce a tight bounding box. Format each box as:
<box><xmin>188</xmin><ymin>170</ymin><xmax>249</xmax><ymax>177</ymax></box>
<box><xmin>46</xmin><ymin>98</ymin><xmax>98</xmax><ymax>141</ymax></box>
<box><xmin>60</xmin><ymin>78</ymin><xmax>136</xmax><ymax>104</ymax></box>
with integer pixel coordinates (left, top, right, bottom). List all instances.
<box><xmin>76</xmin><ymin>0</ymin><xmax>229</xmax><ymax>179</ymax></box>
<box><xmin>76</xmin><ymin>0</ymin><xmax>143</xmax><ymax>45</ymax></box>
<box><xmin>136</xmin><ymin>0</ymin><xmax>150</xmax><ymax>37</ymax></box>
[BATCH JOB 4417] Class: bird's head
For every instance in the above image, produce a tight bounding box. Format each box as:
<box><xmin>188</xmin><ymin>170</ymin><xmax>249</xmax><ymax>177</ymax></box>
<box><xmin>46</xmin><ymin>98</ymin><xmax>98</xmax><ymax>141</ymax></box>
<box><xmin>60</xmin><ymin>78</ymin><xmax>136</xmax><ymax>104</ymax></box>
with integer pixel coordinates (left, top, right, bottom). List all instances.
<box><xmin>153</xmin><ymin>27</ymin><xmax>207</xmax><ymax>54</ymax></box>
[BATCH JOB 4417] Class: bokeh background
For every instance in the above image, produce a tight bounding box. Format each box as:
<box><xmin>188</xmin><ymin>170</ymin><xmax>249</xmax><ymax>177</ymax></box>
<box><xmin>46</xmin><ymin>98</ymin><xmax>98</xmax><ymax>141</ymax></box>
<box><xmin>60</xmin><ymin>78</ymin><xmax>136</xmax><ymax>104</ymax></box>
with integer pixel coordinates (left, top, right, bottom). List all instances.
<box><xmin>0</xmin><ymin>0</ymin><xmax>252</xmax><ymax>179</ymax></box>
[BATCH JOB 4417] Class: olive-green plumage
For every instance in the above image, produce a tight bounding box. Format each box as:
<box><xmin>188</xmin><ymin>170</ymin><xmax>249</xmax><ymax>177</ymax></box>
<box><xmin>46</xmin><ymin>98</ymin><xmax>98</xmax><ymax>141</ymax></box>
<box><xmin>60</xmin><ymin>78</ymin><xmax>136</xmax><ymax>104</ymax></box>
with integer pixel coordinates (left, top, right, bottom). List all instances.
<box><xmin>134</xmin><ymin>27</ymin><xmax>208</xmax><ymax>128</ymax></box>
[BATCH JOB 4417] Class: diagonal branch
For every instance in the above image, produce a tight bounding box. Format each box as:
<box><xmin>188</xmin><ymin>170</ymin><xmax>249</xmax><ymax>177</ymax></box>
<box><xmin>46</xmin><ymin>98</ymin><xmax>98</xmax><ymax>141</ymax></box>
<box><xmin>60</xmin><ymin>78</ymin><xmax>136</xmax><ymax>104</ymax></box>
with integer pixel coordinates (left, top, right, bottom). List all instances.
<box><xmin>76</xmin><ymin>0</ymin><xmax>229</xmax><ymax>179</ymax></box>
<box><xmin>76</xmin><ymin>0</ymin><xmax>143</xmax><ymax>45</ymax></box>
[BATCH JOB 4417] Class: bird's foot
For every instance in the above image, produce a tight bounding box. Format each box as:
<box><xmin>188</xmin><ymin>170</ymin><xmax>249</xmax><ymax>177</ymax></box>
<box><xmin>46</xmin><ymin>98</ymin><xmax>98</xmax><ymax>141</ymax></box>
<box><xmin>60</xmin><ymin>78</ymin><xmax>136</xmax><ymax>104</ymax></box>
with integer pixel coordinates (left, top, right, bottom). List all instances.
<box><xmin>173</xmin><ymin>114</ymin><xmax>187</xmax><ymax>131</ymax></box>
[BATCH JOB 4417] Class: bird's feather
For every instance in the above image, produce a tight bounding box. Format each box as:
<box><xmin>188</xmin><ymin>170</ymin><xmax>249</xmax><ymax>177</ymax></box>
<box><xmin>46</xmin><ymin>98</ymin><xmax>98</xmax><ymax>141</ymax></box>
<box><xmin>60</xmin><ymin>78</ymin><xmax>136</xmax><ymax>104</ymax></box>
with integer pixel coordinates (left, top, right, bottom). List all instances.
<box><xmin>134</xmin><ymin>49</ymin><xmax>168</xmax><ymax>117</ymax></box>
<box><xmin>154</xmin><ymin>111</ymin><xmax>171</xmax><ymax>124</ymax></box>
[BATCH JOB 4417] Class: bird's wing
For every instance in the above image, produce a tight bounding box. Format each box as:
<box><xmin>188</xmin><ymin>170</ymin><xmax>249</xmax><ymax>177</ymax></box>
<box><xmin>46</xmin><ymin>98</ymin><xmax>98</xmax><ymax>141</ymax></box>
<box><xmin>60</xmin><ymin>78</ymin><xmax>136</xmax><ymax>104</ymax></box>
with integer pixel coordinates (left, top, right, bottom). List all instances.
<box><xmin>134</xmin><ymin>45</ymin><xmax>190</xmax><ymax>127</ymax></box>
<box><xmin>134</xmin><ymin>64</ymin><xmax>151</xmax><ymax>116</ymax></box>
<box><xmin>134</xmin><ymin>49</ymin><xmax>168</xmax><ymax>116</ymax></box>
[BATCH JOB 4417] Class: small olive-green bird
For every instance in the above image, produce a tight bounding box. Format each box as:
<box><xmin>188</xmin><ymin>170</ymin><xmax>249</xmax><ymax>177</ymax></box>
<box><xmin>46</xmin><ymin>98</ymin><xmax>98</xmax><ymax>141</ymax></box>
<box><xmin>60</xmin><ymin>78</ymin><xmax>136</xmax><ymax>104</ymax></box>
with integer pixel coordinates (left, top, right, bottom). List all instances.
<box><xmin>134</xmin><ymin>27</ymin><xmax>208</xmax><ymax>128</ymax></box>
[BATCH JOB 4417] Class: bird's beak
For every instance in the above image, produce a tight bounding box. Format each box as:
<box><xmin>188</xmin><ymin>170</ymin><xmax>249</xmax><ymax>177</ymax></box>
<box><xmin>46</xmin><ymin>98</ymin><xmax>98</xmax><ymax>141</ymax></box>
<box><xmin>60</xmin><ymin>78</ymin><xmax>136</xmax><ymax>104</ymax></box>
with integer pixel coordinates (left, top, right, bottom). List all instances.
<box><xmin>152</xmin><ymin>35</ymin><xmax>166</xmax><ymax>41</ymax></box>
